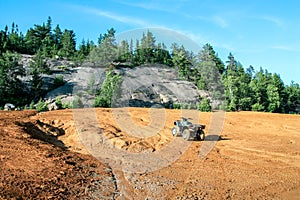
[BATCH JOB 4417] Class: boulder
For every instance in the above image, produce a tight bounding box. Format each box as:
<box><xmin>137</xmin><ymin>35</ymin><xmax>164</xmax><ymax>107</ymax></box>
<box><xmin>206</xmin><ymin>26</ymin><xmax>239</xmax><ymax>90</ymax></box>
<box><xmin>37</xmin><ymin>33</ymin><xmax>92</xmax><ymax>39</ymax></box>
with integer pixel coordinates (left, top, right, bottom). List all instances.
<box><xmin>47</xmin><ymin>102</ymin><xmax>59</xmax><ymax>111</ymax></box>
<box><xmin>4</xmin><ymin>103</ymin><xmax>15</xmax><ymax>111</ymax></box>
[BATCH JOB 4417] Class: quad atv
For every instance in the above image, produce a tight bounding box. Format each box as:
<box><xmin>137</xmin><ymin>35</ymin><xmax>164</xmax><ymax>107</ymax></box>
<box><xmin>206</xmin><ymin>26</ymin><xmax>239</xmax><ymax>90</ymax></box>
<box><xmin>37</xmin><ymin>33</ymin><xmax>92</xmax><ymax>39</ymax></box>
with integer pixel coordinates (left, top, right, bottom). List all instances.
<box><xmin>171</xmin><ymin>118</ymin><xmax>205</xmax><ymax>141</ymax></box>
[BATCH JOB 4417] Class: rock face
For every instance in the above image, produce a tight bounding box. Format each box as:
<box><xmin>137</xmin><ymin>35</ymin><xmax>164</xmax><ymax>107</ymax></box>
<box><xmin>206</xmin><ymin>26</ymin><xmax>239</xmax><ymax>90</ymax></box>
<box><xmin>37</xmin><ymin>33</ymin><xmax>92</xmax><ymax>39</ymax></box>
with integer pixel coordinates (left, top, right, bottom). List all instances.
<box><xmin>45</xmin><ymin>67</ymin><xmax>106</xmax><ymax>107</ymax></box>
<box><xmin>19</xmin><ymin>55</ymin><xmax>106</xmax><ymax>106</ymax></box>
<box><xmin>114</xmin><ymin>66</ymin><xmax>202</xmax><ymax>108</ymax></box>
<box><xmin>43</xmin><ymin>65</ymin><xmax>203</xmax><ymax>108</ymax></box>
<box><xmin>19</xmin><ymin>54</ymin><xmax>203</xmax><ymax>109</ymax></box>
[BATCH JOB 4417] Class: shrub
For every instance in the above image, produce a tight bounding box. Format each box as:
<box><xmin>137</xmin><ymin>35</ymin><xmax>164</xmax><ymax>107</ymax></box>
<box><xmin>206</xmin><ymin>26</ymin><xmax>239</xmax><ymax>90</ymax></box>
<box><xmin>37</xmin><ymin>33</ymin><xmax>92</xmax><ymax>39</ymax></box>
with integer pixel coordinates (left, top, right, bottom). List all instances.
<box><xmin>197</xmin><ymin>98</ymin><xmax>211</xmax><ymax>112</ymax></box>
<box><xmin>53</xmin><ymin>75</ymin><xmax>65</xmax><ymax>88</ymax></box>
<box><xmin>94</xmin><ymin>95</ymin><xmax>108</xmax><ymax>107</ymax></box>
<box><xmin>57</xmin><ymin>65</ymin><xmax>68</xmax><ymax>71</ymax></box>
<box><xmin>60</xmin><ymin>97</ymin><xmax>83</xmax><ymax>109</ymax></box>
<box><xmin>36</xmin><ymin>99</ymin><xmax>48</xmax><ymax>112</ymax></box>
<box><xmin>94</xmin><ymin>70</ymin><xmax>122</xmax><ymax>108</ymax></box>
<box><xmin>173</xmin><ymin>103</ymin><xmax>181</xmax><ymax>109</ymax></box>
<box><xmin>55</xmin><ymin>96</ymin><xmax>63</xmax><ymax>109</ymax></box>
<box><xmin>62</xmin><ymin>102</ymin><xmax>72</xmax><ymax>109</ymax></box>
<box><xmin>87</xmin><ymin>75</ymin><xmax>96</xmax><ymax>95</ymax></box>
<box><xmin>188</xmin><ymin>103</ymin><xmax>197</xmax><ymax>110</ymax></box>
<box><xmin>29</xmin><ymin>101</ymin><xmax>35</xmax><ymax>109</ymax></box>
<box><xmin>252</xmin><ymin>103</ymin><xmax>264</xmax><ymax>111</ymax></box>
<box><xmin>72</xmin><ymin>96</ymin><xmax>84</xmax><ymax>108</ymax></box>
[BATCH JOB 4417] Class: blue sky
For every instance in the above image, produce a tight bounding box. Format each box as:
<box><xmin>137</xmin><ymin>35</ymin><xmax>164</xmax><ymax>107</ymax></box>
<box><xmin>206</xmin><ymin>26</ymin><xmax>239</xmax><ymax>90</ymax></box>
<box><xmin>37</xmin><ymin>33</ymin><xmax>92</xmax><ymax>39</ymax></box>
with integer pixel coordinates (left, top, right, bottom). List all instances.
<box><xmin>1</xmin><ymin>0</ymin><xmax>299</xmax><ymax>84</ymax></box>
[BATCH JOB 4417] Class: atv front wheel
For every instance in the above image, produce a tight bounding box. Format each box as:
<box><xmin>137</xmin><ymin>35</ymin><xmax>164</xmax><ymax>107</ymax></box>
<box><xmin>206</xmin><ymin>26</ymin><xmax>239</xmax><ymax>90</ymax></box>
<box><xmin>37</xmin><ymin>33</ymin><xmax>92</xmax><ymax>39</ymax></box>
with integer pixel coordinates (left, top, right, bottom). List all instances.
<box><xmin>182</xmin><ymin>129</ymin><xmax>191</xmax><ymax>141</ymax></box>
<box><xmin>171</xmin><ymin>127</ymin><xmax>179</xmax><ymax>137</ymax></box>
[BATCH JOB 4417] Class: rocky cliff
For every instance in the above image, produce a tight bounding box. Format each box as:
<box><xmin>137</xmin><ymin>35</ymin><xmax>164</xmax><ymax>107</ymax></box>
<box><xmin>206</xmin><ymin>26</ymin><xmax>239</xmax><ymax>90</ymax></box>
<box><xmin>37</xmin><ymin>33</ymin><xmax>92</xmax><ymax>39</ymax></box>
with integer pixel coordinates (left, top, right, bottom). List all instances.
<box><xmin>20</xmin><ymin>55</ymin><xmax>204</xmax><ymax>109</ymax></box>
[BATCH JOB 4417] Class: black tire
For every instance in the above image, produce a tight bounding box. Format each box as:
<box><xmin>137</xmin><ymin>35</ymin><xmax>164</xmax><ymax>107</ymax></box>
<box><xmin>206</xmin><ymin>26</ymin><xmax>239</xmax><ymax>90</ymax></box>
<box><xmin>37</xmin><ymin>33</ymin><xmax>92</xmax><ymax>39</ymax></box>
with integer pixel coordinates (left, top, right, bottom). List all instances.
<box><xmin>182</xmin><ymin>129</ymin><xmax>191</xmax><ymax>141</ymax></box>
<box><xmin>171</xmin><ymin>127</ymin><xmax>179</xmax><ymax>137</ymax></box>
<box><xmin>196</xmin><ymin>131</ymin><xmax>201</xmax><ymax>141</ymax></box>
<box><xmin>197</xmin><ymin>130</ymin><xmax>205</xmax><ymax>141</ymax></box>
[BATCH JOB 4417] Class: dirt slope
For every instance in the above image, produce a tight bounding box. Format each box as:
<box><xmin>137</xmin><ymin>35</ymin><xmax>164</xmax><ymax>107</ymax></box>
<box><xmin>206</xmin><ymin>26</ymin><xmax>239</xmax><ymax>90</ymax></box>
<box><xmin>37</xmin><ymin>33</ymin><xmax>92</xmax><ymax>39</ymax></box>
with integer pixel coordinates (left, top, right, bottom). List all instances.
<box><xmin>0</xmin><ymin>111</ymin><xmax>117</xmax><ymax>199</ymax></box>
<box><xmin>1</xmin><ymin>109</ymin><xmax>300</xmax><ymax>199</ymax></box>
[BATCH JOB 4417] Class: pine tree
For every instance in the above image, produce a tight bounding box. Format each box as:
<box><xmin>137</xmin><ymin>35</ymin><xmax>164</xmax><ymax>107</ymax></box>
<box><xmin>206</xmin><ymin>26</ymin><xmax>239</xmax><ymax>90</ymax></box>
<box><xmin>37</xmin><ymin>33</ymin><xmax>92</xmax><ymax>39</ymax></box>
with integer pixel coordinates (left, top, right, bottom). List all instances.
<box><xmin>267</xmin><ymin>83</ymin><xmax>280</xmax><ymax>112</ymax></box>
<box><xmin>249</xmin><ymin>68</ymin><xmax>269</xmax><ymax>111</ymax></box>
<box><xmin>88</xmin><ymin>28</ymin><xmax>117</xmax><ymax>67</ymax></box>
<box><xmin>196</xmin><ymin>44</ymin><xmax>224</xmax><ymax>91</ymax></box>
<box><xmin>172</xmin><ymin>45</ymin><xmax>191</xmax><ymax>80</ymax></box>
<box><xmin>0</xmin><ymin>52</ymin><xmax>26</xmax><ymax>105</ymax></box>
<box><xmin>131</xmin><ymin>30</ymin><xmax>158</xmax><ymax>65</ymax></box>
<box><xmin>284</xmin><ymin>81</ymin><xmax>300</xmax><ymax>113</ymax></box>
<box><xmin>198</xmin><ymin>44</ymin><xmax>225</xmax><ymax>74</ymax></box>
<box><xmin>59</xmin><ymin>29</ymin><xmax>76</xmax><ymax>58</ymax></box>
<box><xmin>236</xmin><ymin>64</ymin><xmax>253</xmax><ymax>110</ymax></box>
<box><xmin>153</xmin><ymin>42</ymin><xmax>172</xmax><ymax>66</ymax></box>
<box><xmin>223</xmin><ymin>53</ymin><xmax>239</xmax><ymax>111</ymax></box>
<box><xmin>52</xmin><ymin>24</ymin><xmax>62</xmax><ymax>56</ymax></box>
<box><xmin>117</xmin><ymin>40</ymin><xmax>130</xmax><ymax>62</ymax></box>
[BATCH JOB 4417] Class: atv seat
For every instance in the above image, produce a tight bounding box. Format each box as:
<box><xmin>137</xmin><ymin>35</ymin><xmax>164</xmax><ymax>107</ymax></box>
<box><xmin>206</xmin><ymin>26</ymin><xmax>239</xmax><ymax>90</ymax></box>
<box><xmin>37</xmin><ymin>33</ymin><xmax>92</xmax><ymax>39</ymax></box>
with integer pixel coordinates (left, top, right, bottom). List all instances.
<box><xmin>174</xmin><ymin>120</ymin><xmax>181</xmax><ymax>126</ymax></box>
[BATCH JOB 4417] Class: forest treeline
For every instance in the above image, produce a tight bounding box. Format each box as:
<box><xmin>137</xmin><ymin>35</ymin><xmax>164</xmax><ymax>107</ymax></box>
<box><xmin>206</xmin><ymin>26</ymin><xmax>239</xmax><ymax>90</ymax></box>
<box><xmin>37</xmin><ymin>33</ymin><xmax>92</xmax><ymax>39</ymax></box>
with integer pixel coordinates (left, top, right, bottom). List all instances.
<box><xmin>0</xmin><ymin>17</ymin><xmax>299</xmax><ymax>113</ymax></box>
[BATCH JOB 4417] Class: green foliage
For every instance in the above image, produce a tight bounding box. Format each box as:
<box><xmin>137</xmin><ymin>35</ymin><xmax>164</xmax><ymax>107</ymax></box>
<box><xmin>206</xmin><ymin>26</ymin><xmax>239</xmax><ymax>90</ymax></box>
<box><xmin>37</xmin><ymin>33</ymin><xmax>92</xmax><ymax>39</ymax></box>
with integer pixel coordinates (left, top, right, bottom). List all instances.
<box><xmin>267</xmin><ymin>84</ymin><xmax>280</xmax><ymax>112</ymax></box>
<box><xmin>171</xmin><ymin>45</ymin><xmax>191</xmax><ymax>80</ymax></box>
<box><xmin>198</xmin><ymin>43</ymin><xmax>225</xmax><ymax>74</ymax></box>
<box><xmin>188</xmin><ymin>103</ymin><xmax>197</xmax><ymax>110</ymax></box>
<box><xmin>251</xmin><ymin>102</ymin><xmax>265</xmax><ymax>111</ymax></box>
<box><xmin>57</xmin><ymin>65</ymin><xmax>68</xmax><ymax>71</ymax></box>
<box><xmin>31</xmin><ymin>50</ymin><xmax>51</xmax><ymax>74</ymax></box>
<box><xmin>0</xmin><ymin>51</ymin><xmax>26</xmax><ymax>106</ymax></box>
<box><xmin>29</xmin><ymin>54</ymin><xmax>46</xmax><ymax>100</ymax></box>
<box><xmin>59</xmin><ymin>97</ymin><xmax>83</xmax><ymax>109</ymax></box>
<box><xmin>53</xmin><ymin>75</ymin><xmax>65</xmax><ymax>88</ymax></box>
<box><xmin>94</xmin><ymin>70</ymin><xmax>122</xmax><ymax>107</ymax></box>
<box><xmin>58</xmin><ymin>29</ymin><xmax>76</xmax><ymax>59</ymax></box>
<box><xmin>181</xmin><ymin>103</ymin><xmax>188</xmax><ymax>109</ymax></box>
<box><xmin>284</xmin><ymin>82</ymin><xmax>300</xmax><ymax>113</ymax></box>
<box><xmin>197</xmin><ymin>98</ymin><xmax>212</xmax><ymax>112</ymax></box>
<box><xmin>89</xmin><ymin>28</ymin><xmax>118</xmax><ymax>67</ymax></box>
<box><xmin>132</xmin><ymin>30</ymin><xmax>170</xmax><ymax>65</ymax></box>
<box><xmin>87</xmin><ymin>75</ymin><xmax>96</xmax><ymax>95</ymax></box>
<box><xmin>72</xmin><ymin>96</ymin><xmax>84</xmax><ymax>108</ymax></box>
<box><xmin>77</xmin><ymin>39</ymin><xmax>95</xmax><ymax>61</ymax></box>
<box><xmin>29</xmin><ymin>101</ymin><xmax>35</xmax><ymax>109</ymax></box>
<box><xmin>62</xmin><ymin>102</ymin><xmax>72</xmax><ymax>109</ymax></box>
<box><xmin>55</xmin><ymin>96</ymin><xmax>63</xmax><ymax>109</ymax></box>
<box><xmin>173</xmin><ymin>103</ymin><xmax>181</xmax><ymax>109</ymax></box>
<box><xmin>196</xmin><ymin>78</ymin><xmax>206</xmax><ymax>90</ymax></box>
<box><xmin>36</xmin><ymin>99</ymin><xmax>48</xmax><ymax>112</ymax></box>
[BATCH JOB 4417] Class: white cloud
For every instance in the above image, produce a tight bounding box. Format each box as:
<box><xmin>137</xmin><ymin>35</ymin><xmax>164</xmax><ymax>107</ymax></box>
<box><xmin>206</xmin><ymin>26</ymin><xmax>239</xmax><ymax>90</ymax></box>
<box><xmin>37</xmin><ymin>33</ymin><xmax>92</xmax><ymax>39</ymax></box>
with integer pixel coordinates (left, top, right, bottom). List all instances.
<box><xmin>261</xmin><ymin>15</ymin><xmax>285</xmax><ymax>29</ymax></box>
<box><xmin>212</xmin><ymin>15</ymin><xmax>228</xmax><ymax>28</ymax></box>
<box><xmin>271</xmin><ymin>45</ymin><xmax>294</xmax><ymax>51</ymax></box>
<box><xmin>188</xmin><ymin>14</ymin><xmax>230</xmax><ymax>29</ymax></box>
<box><xmin>115</xmin><ymin>0</ymin><xmax>184</xmax><ymax>13</ymax></box>
<box><xmin>68</xmin><ymin>4</ymin><xmax>151</xmax><ymax>27</ymax></box>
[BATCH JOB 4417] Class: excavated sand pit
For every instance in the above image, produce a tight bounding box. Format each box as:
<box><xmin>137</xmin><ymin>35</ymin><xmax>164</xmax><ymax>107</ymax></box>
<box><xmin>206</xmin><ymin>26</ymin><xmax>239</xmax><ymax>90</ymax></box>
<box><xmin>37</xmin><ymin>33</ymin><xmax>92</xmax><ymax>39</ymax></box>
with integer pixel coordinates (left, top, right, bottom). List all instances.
<box><xmin>1</xmin><ymin>108</ymin><xmax>300</xmax><ymax>199</ymax></box>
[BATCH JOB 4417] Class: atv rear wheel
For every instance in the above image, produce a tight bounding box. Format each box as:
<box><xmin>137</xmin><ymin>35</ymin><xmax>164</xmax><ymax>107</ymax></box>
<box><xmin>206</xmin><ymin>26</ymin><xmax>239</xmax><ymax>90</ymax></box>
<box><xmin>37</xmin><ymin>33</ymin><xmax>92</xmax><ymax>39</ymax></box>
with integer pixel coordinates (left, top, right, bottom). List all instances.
<box><xmin>171</xmin><ymin>127</ymin><xmax>179</xmax><ymax>137</ymax></box>
<box><xmin>182</xmin><ymin>129</ymin><xmax>191</xmax><ymax>141</ymax></box>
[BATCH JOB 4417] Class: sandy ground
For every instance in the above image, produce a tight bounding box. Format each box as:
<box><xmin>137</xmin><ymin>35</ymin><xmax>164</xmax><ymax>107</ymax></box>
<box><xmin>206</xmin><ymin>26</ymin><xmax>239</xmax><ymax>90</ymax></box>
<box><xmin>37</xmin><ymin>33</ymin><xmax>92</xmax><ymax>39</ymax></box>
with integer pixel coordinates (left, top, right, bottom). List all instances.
<box><xmin>0</xmin><ymin>108</ymin><xmax>300</xmax><ymax>199</ymax></box>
